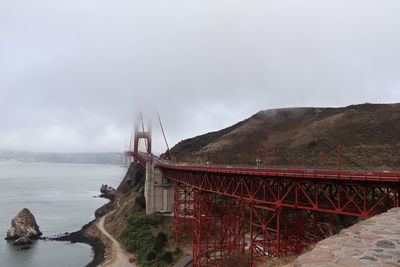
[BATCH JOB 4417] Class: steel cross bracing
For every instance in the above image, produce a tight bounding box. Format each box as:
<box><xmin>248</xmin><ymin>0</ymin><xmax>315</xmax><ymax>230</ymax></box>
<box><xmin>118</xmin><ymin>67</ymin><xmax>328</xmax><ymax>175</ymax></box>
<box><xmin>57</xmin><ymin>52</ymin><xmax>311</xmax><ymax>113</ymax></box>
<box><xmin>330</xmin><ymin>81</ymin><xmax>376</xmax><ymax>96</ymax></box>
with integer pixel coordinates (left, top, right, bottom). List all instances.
<box><xmin>162</xmin><ymin>168</ymin><xmax>399</xmax><ymax>218</ymax></box>
<box><xmin>173</xmin><ymin>182</ymin><xmax>194</xmax><ymax>246</ymax></box>
<box><xmin>134</xmin><ymin>152</ymin><xmax>400</xmax><ymax>266</ymax></box>
<box><xmin>192</xmin><ymin>189</ymin><xmax>246</xmax><ymax>266</ymax></box>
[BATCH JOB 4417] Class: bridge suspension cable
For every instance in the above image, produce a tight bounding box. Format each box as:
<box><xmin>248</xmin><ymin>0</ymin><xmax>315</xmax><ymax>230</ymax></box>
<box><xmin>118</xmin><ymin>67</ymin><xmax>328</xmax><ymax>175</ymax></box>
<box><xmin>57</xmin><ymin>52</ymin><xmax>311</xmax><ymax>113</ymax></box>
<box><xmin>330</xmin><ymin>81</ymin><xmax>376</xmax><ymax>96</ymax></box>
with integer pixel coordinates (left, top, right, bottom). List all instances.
<box><xmin>140</xmin><ymin>111</ymin><xmax>149</xmax><ymax>152</ymax></box>
<box><xmin>157</xmin><ymin>111</ymin><xmax>173</xmax><ymax>160</ymax></box>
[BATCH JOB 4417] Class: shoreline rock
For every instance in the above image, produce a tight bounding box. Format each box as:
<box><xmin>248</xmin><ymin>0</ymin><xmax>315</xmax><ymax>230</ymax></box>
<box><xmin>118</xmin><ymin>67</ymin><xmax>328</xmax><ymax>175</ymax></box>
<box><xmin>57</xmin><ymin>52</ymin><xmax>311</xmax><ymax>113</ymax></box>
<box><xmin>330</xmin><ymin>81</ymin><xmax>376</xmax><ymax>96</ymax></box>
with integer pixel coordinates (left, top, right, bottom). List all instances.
<box><xmin>53</xmin><ymin>219</ymin><xmax>107</xmax><ymax>267</ymax></box>
<box><xmin>100</xmin><ymin>184</ymin><xmax>116</xmax><ymax>199</ymax></box>
<box><xmin>13</xmin><ymin>236</ymin><xmax>32</xmax><ymax>246</ymax></box>
<box><xmin>5</xmin><ymin>208</ymin><xmax>42</xmax><ymax>245</ymax></box>
<box><xmin>52</xmin><ymin>187</ymin><xmax>118</xmax><ymax>267</ymax></box>
<box><xmin>53</xmin><ymin>166</ymin><xmax>134</xmax><ymax>267</ymax></box>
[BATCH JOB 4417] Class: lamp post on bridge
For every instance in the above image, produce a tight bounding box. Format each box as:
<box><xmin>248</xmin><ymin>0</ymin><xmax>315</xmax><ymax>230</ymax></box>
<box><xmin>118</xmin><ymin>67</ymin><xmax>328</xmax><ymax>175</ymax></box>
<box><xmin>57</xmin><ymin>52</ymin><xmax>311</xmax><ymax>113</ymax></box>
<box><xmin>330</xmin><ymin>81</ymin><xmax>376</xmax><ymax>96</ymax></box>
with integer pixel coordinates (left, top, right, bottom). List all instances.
<box><xmin>337</xmin><ymin>145</ymin><xmax>345</xmax><ymax>171</ymax></box>
<box><xmin>320</xmin><ymin>152</ymin><xmax>328</xmax><ymax>169</ymax></box>
<box><xmin>239</xmin><ymin>154</ymin><xmax>243</xmax><ymax>167</ymax></box>
<box><xmin>256</xmin><ymin>148</ymin><xmax>264</xmax><ymax>168</ymax></box>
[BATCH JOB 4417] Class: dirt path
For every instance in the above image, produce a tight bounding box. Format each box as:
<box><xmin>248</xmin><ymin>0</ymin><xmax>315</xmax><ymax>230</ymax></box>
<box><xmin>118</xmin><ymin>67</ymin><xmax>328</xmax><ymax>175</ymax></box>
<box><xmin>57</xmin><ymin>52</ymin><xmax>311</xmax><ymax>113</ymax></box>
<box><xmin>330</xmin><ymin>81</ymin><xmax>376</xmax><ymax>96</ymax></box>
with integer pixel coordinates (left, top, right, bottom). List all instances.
<box><xmin>97</xmin><ymin>199</ymin><xmax>135</xmax><ymax>267</ymax></box>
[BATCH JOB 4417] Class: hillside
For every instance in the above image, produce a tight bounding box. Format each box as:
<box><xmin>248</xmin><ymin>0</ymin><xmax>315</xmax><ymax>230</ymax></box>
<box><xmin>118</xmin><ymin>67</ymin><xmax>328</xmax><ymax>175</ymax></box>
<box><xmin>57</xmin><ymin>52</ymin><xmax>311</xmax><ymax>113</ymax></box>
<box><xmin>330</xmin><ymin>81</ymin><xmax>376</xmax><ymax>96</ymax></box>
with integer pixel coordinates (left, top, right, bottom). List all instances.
<box><xmin>169</xmin><ymin>103</ymin><xmax>400</xmax><ymax>170</ymax></box>
<box><xmin>96</xmin><ymin>163</ymin><xmax>182</xmax><ymax>267</ymax></box>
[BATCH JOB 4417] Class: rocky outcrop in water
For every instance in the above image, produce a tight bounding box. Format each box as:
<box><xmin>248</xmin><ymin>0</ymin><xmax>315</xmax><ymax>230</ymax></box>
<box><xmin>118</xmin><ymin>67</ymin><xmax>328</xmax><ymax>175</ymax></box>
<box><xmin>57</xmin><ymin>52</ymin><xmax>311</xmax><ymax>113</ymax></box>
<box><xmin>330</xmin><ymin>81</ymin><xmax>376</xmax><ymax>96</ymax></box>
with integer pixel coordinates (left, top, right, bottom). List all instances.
<box><xmin>100</xmin><ymin>184</ymin><xmax>116</xmax><ymax>199</ymax></box>
<box><xmin>5</xmin><ymin>208</ymin><xmax>42</xmax><ymax>244</ymax></box>
<box><xmin>100</xmin><ymin>184</ymin><xmax>115</xmax><ymax>194</ymax></box>
<box><xmin>14</xmin><ymin>236</ymin><xmax>32</xmax><ymax>245</ymax></box>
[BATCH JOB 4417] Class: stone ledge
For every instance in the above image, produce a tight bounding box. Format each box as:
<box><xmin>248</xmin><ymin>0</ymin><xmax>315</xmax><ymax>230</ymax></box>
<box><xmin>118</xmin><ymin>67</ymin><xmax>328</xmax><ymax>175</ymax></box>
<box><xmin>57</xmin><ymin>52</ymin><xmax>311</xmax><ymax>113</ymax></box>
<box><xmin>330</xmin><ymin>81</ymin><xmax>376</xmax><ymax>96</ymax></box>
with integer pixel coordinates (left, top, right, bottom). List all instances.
<box><xmin>292</xmin><ymin>208</ymin><xmax>400</xmax><ymax>267</ymax></box>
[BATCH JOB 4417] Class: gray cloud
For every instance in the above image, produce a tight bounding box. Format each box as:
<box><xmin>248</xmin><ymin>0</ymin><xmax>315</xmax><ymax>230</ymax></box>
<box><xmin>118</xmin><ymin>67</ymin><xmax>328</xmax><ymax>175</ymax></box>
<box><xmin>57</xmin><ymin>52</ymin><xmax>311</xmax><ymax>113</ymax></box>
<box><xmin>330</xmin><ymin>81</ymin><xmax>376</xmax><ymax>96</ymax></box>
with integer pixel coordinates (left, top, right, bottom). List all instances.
<box><xmin>0</xmin><ymin>0</ymin><xmax>399</xmax><ymax>153</ymax></box>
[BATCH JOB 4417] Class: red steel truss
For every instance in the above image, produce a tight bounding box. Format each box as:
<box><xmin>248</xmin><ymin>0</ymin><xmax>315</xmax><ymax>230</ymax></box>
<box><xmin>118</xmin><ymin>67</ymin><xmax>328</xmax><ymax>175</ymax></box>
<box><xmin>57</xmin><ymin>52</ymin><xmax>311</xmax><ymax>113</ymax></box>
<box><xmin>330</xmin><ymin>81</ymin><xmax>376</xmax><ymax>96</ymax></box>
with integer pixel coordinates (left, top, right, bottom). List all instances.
<box><xmin>250</xmin><ymin>204</ymin><xmax>334</xmax><ymax>265</ymax></box>
<box><xmin>173</xmin><ymin>182</ymin><xmax>194</xmax><ymax>246</ymax></box>
<box><xmin>192</xmin><ymin>190</ymin><xmax>246</xmax><ymax>266</ymax></box>
<box><xmin>162</xmin><ymin>168</ymin><xmax>399</xmax><ymax>266</ymax></box>
<box><xmin>134</xmin><ymin>152</ymin><xmax>400</xmax><ymax>266</ymax></box>
<box><xmin>161</xmin><ymin>169</ymin><xmax>400</xmax><ymax>218</ymax></box>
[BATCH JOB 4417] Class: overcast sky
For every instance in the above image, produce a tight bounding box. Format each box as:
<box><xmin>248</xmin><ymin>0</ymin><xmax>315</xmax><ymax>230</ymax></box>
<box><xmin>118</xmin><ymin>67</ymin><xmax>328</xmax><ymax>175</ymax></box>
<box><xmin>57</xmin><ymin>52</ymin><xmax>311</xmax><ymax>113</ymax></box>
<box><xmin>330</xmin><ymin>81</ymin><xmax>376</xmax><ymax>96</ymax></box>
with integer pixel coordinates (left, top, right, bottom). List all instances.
<box><xmin>0</xmin><ymin>0</ymin><xmax>399</xmax><ymax>153</ymax></box>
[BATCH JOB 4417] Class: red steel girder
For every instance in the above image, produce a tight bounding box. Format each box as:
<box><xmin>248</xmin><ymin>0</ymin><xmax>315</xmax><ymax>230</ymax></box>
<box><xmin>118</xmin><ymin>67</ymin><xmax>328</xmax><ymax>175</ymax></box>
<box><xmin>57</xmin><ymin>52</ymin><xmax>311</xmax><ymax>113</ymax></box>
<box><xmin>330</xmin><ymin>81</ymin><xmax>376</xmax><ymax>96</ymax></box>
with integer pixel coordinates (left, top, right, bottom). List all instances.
<box><xmin>193</xmin><ymin>190</ymin><xmax>246</xmax><ymax>267</ymax></box>
<box><xmin>157</xmin><ymin>163</ymin><xmax>400</xmax><ymax>183</ymax></box>
<box><xmin>162</xmin><ymin>169</ymin><xmax>400</xmax><ymax>218</ymax></box>
<box><xmin>249</xmin><ymin>204</ymin><xmax>334</xmax><ymax>266</ymax></box>
<box><xmin>134</xmin><ymin>152</ymin><xmax>400</xmax><ymax>266</ymax></box>
<box><xmin>173</xmin><ymin>182</ymin><xmax>194</xmax><ymax>246</ymax></box>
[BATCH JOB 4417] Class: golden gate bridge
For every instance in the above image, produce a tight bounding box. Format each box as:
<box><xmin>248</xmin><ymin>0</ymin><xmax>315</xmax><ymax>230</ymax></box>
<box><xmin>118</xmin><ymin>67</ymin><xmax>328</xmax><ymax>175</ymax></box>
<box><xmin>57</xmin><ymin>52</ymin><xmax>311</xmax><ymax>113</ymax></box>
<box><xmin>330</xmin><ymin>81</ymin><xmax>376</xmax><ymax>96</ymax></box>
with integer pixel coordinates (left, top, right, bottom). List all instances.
<box><xmin>126</xmin><ymin>115</ymin><xmax>400</xmax><ymax>267</ymax></box>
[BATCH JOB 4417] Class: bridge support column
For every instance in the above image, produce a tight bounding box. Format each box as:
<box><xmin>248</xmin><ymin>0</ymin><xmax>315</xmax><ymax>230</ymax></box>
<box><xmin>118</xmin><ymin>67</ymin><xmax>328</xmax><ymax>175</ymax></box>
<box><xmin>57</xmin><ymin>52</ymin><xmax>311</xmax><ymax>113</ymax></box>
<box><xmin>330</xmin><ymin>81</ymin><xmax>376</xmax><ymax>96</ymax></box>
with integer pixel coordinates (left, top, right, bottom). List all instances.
<box><xmin>145</xmin><ymin>156</ymin><xmax>173</xmax><ymax>214</ymax></box>
<box><xmin>173</xmin><ymin>182</ymin><xmax>194</xmax><ymax>246</ymax></box>
<box><xmin>193</xmin><ymin>190</ymin><xmax>246</xmax><ymax>267</ymax></box>
<box><xmin>249</xmin><ymin>204</ymin><xmax>335</xmax><ymax>266</ymax></box>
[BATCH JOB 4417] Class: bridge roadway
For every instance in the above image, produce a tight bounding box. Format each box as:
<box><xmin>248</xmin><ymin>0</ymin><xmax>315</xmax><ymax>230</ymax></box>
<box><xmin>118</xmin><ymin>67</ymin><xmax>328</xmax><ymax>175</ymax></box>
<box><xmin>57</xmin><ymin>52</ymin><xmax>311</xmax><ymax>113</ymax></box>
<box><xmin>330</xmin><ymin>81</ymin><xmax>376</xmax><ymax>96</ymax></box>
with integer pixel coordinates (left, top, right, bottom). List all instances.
<box><xmin>138</xmin><ymin>152</ymin><xmax>400</xmax><ymax>182</ymax></box>
<box><xmin>135</xmin><ymin>152</ymin><xmax>400</xmax><ymax>266</ymax></box>
<box><xmin>137</xmin><ymin>152</ymin><xmax>400</xmax><ymax>218</ymax></box>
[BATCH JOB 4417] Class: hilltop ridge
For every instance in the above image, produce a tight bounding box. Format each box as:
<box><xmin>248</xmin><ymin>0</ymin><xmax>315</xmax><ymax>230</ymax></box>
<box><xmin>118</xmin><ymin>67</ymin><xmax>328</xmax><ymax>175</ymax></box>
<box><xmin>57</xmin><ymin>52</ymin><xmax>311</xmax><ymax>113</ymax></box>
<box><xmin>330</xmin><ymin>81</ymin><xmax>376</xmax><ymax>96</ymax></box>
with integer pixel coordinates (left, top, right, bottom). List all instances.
<box><xmin>169</xmin><ymin>103</ymin><xmax>400</xmax><ymax>170</ymax></box>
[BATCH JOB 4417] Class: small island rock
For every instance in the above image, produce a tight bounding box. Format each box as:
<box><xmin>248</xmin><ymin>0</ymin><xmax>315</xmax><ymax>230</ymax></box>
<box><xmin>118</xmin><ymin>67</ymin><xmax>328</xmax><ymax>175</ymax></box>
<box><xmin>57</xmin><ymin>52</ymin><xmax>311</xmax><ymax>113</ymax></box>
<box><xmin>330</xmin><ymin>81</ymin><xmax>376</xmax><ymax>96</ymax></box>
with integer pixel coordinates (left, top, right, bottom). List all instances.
<box><xmin>13</xmin><ymin>236</ymin><xmax>32</xmax><ymax>245</ymax></box>
<box><xmin>5</xmin><ymin>208</ymin><xmax>42</xmax><ymax>240</ymax></box>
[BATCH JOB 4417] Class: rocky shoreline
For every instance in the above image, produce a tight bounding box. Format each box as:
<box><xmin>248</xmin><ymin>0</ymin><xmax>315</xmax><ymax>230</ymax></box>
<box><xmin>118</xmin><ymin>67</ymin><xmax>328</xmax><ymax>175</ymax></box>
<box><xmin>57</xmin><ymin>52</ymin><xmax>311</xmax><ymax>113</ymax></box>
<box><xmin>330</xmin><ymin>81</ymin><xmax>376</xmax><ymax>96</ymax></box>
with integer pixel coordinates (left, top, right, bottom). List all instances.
<box><xmin>50</xmin><ymin>164</ymin><xmax>139</xmax><ymax>267</ymax></box>
<box><xmin>52</xmin><ymin>219</ymin><xmax>107</xmax><ymax>267</ymax></box>
<box><xmin>51</xmin><ymin>187</ymin><xmax>118</xmax><ymax>267</ymax></box>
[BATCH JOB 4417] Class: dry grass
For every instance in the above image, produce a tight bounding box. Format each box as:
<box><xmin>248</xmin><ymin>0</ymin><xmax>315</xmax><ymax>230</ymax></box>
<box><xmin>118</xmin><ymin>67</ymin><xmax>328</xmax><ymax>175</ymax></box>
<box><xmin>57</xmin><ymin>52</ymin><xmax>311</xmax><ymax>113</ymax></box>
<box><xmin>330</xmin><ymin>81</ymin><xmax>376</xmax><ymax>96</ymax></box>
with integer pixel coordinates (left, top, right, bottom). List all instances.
<box><xmin>258</xmin><ymin>256</ymin><xmax>296</xmax><ymax>267</ymax></box>
<box><xmin>170</xmin><ymin>103</ymin><xmax>400</xmax><ymax>169</ymax></box>
<box><xmin>218</xmin><ymin>253</ymin><xmax>250</xmax><ymax>267</ymax></box>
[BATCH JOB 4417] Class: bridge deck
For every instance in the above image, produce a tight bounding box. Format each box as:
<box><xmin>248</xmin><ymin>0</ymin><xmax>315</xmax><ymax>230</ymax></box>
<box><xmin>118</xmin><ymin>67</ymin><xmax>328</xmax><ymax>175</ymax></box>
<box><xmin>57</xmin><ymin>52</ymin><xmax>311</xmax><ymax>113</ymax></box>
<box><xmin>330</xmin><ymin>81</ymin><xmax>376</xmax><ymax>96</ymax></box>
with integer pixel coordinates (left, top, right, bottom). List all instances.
<box><xmin>137</xmin><ymin>151</ymin><xmax>400</xmax><ymax>183</ymax></box>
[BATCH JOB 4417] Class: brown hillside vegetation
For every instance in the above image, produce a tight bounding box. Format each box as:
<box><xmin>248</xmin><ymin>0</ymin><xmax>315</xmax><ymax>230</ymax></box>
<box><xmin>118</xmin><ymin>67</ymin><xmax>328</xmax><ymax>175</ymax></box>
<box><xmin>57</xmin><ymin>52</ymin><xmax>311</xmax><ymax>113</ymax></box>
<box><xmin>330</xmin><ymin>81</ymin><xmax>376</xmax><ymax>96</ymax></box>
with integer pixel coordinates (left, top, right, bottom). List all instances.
<box><xmin>169</xmin><ymin>103</ymin><xmax>400</xmax><ymax>170</ymax></box>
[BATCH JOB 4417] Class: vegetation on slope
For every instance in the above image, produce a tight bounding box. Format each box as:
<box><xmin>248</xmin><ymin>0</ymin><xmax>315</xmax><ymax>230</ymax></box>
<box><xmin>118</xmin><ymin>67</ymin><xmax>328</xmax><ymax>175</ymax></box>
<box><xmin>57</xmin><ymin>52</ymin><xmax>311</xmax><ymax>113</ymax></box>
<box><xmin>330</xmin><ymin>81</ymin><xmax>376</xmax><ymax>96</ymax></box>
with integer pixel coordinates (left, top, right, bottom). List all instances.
<box><xmin>120</xmin><ymin>215</ymin><xmax>181</xmax><ymax>267</ymax></box>
<box><xmin>101</xmin><ymin>163</ymin><xmax>181</xmax><ymax>267</ymax></box>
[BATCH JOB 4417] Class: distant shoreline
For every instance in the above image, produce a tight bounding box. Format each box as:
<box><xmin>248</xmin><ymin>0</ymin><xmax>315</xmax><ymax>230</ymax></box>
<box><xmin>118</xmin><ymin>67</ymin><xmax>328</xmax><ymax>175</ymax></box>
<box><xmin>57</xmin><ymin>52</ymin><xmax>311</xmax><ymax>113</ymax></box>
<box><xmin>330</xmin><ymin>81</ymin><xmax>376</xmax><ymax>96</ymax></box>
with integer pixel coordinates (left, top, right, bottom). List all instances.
<box><xmin>0</xmin><ymin>159</ymin><xmax>125</xmax><ymax>166</ymax></box>
<box><xmin>0</xmin><ymin>151</ymin><xmax>124</xmax><ymax>165</ymax></box>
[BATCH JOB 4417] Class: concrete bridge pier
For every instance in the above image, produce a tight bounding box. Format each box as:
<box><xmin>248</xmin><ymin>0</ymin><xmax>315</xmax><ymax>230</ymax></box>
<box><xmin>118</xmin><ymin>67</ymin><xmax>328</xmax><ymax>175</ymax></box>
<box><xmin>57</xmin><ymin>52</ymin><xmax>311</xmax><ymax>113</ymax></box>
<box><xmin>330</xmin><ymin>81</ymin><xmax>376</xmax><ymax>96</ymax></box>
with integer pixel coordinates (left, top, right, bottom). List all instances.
<box><xmin>144</xmin><ymin>155</ymin><xmax>174</xmax><ymax>214</ymax></box>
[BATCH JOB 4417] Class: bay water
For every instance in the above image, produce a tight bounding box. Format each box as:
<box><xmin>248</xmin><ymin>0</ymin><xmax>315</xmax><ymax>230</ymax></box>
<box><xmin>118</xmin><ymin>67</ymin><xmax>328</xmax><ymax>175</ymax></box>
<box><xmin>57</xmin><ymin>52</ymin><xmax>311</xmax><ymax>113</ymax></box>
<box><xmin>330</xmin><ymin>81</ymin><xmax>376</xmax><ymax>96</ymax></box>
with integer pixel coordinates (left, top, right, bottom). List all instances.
<box><xmin>0</xmin><ymin>161</ymin><xmax>127</xmax><ymax>267</ymax></box>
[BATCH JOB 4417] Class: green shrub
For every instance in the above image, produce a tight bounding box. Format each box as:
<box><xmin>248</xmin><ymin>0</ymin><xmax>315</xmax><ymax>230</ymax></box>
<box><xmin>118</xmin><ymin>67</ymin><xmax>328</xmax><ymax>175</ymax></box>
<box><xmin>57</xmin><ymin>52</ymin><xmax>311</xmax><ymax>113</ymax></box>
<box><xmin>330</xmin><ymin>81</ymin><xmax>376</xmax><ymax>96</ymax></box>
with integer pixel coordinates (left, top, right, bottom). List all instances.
<box><xmin>173</xmin><ymin>247</ymin><xmax>181</xmax><ymax>255</ymax></box>
<box><xmin>120</xmin><ymin>215</ymin><xmax>171</xmax><ymax>266</ymax></box>
<box><xmin>158</xmin><ymin>251</ymin><xmax>173</xmax><ymax>264</ymax></box>
<box><xmin>135</xmin><ymin>194</ymin><xmax>146</xmax><ymax>210</ymax></box>
<box><xmin>154</xmin><ymin>232</ymin><xmax>168</xmax><ymax>251</ymax></box>
<box><xmin>307</xmin><ymin>140</ymin><xmax>318</xmax><ymax>148</ymax></box>
<box><xmin>146</xmin><ymin>250</ymin><xmax>157</xmax><ymax>261</ymax></box>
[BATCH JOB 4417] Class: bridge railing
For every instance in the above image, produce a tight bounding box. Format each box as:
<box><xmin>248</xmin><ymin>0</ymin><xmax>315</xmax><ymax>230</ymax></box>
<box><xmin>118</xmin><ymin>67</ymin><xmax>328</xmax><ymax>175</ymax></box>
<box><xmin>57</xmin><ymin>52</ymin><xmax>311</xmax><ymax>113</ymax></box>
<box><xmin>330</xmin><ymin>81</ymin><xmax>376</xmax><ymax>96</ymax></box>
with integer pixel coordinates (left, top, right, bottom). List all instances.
<box><xmin>155</xmin><ymin>161</ymin><xmax>400</xmax><ymax>182</ymax></box>
<box><xmin>134</xmin><ymin>152</ymin><xmax>400</xmax><ymax>182</ymax></box>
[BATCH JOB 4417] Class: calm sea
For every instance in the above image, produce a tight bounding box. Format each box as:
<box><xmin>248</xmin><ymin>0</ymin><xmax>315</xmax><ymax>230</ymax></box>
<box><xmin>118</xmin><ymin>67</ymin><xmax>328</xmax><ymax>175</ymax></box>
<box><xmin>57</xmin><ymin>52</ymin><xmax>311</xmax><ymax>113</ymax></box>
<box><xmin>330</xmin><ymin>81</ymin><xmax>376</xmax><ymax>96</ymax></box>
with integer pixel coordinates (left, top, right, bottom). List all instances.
<box><xmin>0</xmin><ymin>161</ymin><xmax>127</xmax><ymax>267</ymax></box>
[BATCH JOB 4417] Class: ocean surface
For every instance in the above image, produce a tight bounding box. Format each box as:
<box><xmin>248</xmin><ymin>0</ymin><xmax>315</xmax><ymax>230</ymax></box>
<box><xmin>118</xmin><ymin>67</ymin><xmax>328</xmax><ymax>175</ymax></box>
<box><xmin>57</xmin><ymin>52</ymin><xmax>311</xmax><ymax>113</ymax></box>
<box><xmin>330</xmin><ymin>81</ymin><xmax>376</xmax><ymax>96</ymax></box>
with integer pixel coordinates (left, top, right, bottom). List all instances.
<box><xmin>0</xmin><ymin>161</ymin><xmax>127</xmax><ymax>267</ymax></box>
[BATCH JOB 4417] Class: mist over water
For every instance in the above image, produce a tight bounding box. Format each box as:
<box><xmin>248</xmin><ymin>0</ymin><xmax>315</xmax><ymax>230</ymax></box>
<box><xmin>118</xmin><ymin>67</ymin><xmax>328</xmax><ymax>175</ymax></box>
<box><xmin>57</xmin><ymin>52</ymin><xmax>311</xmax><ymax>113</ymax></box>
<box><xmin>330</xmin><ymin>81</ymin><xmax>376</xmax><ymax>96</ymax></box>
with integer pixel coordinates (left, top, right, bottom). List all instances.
<box><xmin>0</xmin><ymin>161</ymin><xmax>127</xmax><ymax>267</ymax></box>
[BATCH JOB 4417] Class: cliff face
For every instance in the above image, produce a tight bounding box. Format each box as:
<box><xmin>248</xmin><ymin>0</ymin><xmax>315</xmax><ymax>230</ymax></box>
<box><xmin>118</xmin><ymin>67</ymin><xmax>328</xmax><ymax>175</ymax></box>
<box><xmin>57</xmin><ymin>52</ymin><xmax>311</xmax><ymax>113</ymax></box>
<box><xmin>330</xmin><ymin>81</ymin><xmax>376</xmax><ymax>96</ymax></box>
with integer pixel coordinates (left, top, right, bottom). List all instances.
<box><xmin>103</xmin><ymin>163</ymin><xmax>146</xmax><ymax>239</ymax></box>
<box><xmin>100</xmin><ymin>163</ymin><xmax>179</xmax><ymax>266</ymax></box>
<box><xmin>169</xmin><ymin>103</ymin><xmax>400</xmax><ymax>169</ymax></box>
